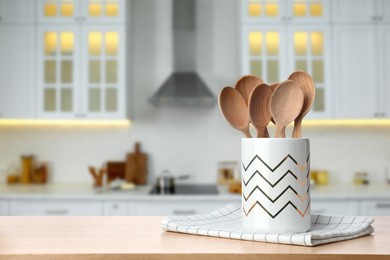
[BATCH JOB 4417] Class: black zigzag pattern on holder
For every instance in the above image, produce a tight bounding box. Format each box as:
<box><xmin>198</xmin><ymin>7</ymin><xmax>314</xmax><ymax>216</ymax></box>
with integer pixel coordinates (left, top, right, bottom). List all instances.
<box><xmin>243</xmin><ymin>200</ymin><xmax>311</xmax><ymax>218</ymax></box>
<box><xmin>243</xmin><ymin>185</ymin><xmax>310</xmax><ymax>203</ymax></box>
<box><xmin>242</xmin><ymin>153</ymin><xmax>310</xmax><ymax>172</ymax></box>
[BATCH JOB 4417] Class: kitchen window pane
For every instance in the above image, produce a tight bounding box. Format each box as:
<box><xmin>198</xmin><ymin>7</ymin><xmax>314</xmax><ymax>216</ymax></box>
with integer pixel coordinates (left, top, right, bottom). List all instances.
<box><xmin>61</xmin><ymin>88</ymin><xmax>72</xmax><ymax>112</ymax></box>
<box><xmin>250</xmin><ymin>60</ymin><xmax>262</xmax><ymax>78</ymax></box>
<box><xmin>106</xmin><ymin>32</ymin><xmax>118</xmax><ymax>56</ymax></box>
<box><xmin>294</xmin><ymin>32</ymin><xmax>307</xmax><ymax>55</ymax></box>
<box><xmin>61</xmin><ymin>32</ymin><xmax>74</xmax><ymax>56</ymax></box>
<box><xmin>61</xmin><ymin>60</ymin><xmax>72</xmax><ymax>83</ymax></box>
<box><xmin>106</xmin><ymin>88</ymin><xmax>118</xmax><ymax>112</ymax></box>
<box><xmin>89</xmin><ymin>3</ymin><xmax>102</xmax><ymax>16</ymax></box>
<box><xmin>44</xmin><ymin>88</ymin><xmax>56</xmax><ymax>112</ymax></box>
<box><xmin>89</xmin><ymin>88</ymin><xmax>101</xmax><ymax>112</ymax></box>
<box><xmin>45</xmin><ymin>32</ymin><xmax>57</xmax><ymax>56</ymax></box>
<box><xmin>294</xmin><ymin>3</ymin><xmax>306</xmax><ymax>16</ymax></box>
<box><xmin>266</xmin><ymin>32</ymin><xmax>279</xmax><ymax>55</ymax></box>
<box><xmin>106</xmin><ymin>60</ymin><xmax>118</xmax><ymax>83</ymax></box>
<box><xmin>89</xmin><ymin>60</ymin><xmax>101</xmax><ymax>83</ymax></box>
<box><xmin>44</xmin><ymin>60</ymin><xmax>56</xmax><ymax>84</ymax></box>
<box><xmin>310</xmin><ymin>3</ymin><xmax>323</xmax><ymax>16</ymax></box>
<box><xmin>106</xmin><ymin>3</ymin><xmax>118</xmax><ymax>16</ymax></box>
<box><xmin>45</xmin><ymin>4</ymin><xmax>57</xmax><ymax>17</ymax></box>
<box><xmin>311</xmin><ymin>32</ymin><xmax>324</xmax><ymax>55</ymax></box>
<box><xmin>265</xmin><ymin>4</ymin><xmax>278</xmax><ymax>16</ymax></box>
<box><xmin>61</xmin><ymin>3</ymin><xmax>74</xmax><ymax>16</ymax></box>
<box><xmin>295</xmin><ymin>60</ymin><xmax>307</xmax><ymax>72</ymax></box>
<box><xmin>312</xmin><ymin>60</ymin><xmax>324</xmax><ymax>83</ymax></box>
<box><xmin>89</xmin><ymin>32</ymin><xmax>102</xmax><ymax>56</ymax></box>
<box><xmin>248</xmin><ymin>3</ymin><xmax>261</xmax><ymax>16</ymax></box>
<box><xmin>267</xmin><ymin>60</ymin><xmax>278</xmax><ymax>83</ymax></box>
<box><xmin>314</xmin><ymin>88</ymin><xmax>324</xmax><ymax>111</ymax></box>
<box><xmin>249</xmin><ymin>32</ymin><xmax>262</xmax><ymax>55</ymax></box>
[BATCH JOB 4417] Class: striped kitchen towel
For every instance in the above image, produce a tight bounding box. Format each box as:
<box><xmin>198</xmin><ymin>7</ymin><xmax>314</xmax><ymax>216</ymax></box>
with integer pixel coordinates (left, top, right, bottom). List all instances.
<box><xmin>161</xmin><ymin>204</ymin><xmax>375</xmax><ymax>246</ymax></box>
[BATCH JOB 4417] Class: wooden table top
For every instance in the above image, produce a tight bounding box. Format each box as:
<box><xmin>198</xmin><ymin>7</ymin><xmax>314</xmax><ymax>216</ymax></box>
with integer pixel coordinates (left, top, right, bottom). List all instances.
<box><xmin>0</xmin><ymin>216</ymin><xmax>389</xmax><ymax>259</ymax></box>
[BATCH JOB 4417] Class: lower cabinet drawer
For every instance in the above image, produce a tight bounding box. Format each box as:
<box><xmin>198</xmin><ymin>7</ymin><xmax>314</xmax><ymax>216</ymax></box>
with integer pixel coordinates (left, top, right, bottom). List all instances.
<box><xmin>360</xmin><ymin>200</ymin><xmax>390</xmax><ymax>216</ymax></box>
<box><xmin>0</xmin><ymin>200</ymin><xmax>8</xmax><ymax>216</ymax></box>
<box><xmin>311</xmin><ymin>200</ymin><xmax>359</xmax><ymax>216</ymax></box>
<box><xmin>132</xmin><ymin>201</ymin><xmax>231</xmax><ymax>216</ymax></box>
<box><xmin>10</xmin><ymin>200</ymin><xmax>102</xmax><ymax>216</ymax></box>
<box><xmin>103</xmin><ymin>201</ymin><xmax>128</xmax><ymax>216</ymax></box>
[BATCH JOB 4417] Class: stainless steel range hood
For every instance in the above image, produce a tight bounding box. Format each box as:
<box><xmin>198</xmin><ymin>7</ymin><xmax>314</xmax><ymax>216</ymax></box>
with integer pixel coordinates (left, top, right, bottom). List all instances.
<box><xmin>148</xmin><ymin>0</ymin><xmax>216</xmax><ymax>107</ymax></box>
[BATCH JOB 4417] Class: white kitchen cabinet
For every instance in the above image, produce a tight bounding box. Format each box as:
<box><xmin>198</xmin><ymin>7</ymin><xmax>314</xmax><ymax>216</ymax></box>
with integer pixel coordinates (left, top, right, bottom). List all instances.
<box><xmin>0</xmin><ymin>0</ymin><xmax>35</xmax><ymax>24</ymax></box>
<box><xmin>81</xmin><ymin>25</ymin><xmax>126</xmax><ymax>119</ymax></box>
<box><xmin>360</xmin><ymin>200</ymin><xmax>390</xmax><ymax>216</ymax></box>
<box><xmin>241</xmin><ymin>0</ymin><xmax>330</xmax><ymax>24</ymax></box>
<box><xmin>287</xmin><ymin>25</ymin><xmax>332</xmax><ymax>118</ymax></box>
<box><xmin>0</xmin><ymin>26</ymin><xmax>35</xmax><ymax>119</ymax></box>
<box><xmin>37</xmin><ymin>24</ymin><xmax>126</xmax><ymax>119</ymax></box>
<box><xmin>132</xmin><ymin>201</ymin><xmax>233</xmax><ymax>216</ymax></box>
<box><xmin>333</xmin><ymin>25</ymin><xmax>379</xmax><ymax>118</ymax></box>
<box><xmin>378</xmin><ymin>0</ymin><xmax>390</xmax><ymax>23</ymax></box>
<box><xmin>103</xmin><ymin>201</ymin><xmax>128</xmax><ymax>216</ymax></box>
<box><xmin>37</xmin><ymin>0</ymin><xmax>125</xmax><ymax>24</ymax></box>
<box><xmin>10</xmin><ymin>200</ymin><xmax>102</xmax><ymax>216</ymax></box>
<box><xmin>0</xmin><ymin>200</ymin><xmax>9</xmax><ymax>216</ymax></box>
<box><xmin>379</xmin><ymin>25</ymin><xmax>390</xmax><ymax>117</ymax></box>
<box><xmin>241</xmin><ymin>25</ymin><xmax>288</xmax><ymax>84</ymax></box>
<box><xmin>332</xmin><ymin>0</ymin><xmax>377</xmax><ymax>23</ymax></box>
<box><xmin>311</xmin><ymin>200</ymin><xmax>360</xmax><ymax>216</ymax></box>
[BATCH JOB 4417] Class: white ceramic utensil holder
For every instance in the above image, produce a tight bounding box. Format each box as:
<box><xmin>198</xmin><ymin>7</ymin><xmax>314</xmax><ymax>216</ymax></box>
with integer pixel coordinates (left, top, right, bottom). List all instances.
<box><xmin>242</xmin><ymin>138</ymin><xmax>311</xmax><ymax>233</ymax></box>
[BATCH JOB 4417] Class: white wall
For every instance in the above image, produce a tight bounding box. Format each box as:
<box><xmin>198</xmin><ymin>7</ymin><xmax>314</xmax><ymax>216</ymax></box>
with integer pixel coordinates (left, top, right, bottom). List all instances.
<box><xmin>0</xmin><ymin>0</ymin><xmax>389</xmax><ymax>185</ymax></box>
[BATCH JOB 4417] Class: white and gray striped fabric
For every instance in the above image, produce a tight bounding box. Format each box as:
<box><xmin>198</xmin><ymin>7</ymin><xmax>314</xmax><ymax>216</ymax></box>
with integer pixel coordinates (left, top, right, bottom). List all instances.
<box><xmin>161</xmin><ymin>204</ymin><xmax>375</xmax><ymax>246</ymax></box>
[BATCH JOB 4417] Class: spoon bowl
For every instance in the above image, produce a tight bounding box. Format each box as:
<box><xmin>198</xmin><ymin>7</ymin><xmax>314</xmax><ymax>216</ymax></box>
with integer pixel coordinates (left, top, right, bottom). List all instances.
<box><xmin>271</xmin><ymin>80</ymin><xmax>304</xmax><ymax>138</ymax></box>
<box><xmin>248</xmin><ymin>83</ymin><xmax>273</xmax><ymax>138</ymax></box>
<box><xmin>288</xmin><ymin>71</ymin><xmax>316</xmax><ymax>138</ymax></box>
<box><xmin>218</xmin><ymin>87</ymin><xmax>251</xmax><ymax>137</ymax></box>
<box><xmin>235</xmin><ymin>75</ymin><xmax>264</xmax><ymax>105</ymax></box>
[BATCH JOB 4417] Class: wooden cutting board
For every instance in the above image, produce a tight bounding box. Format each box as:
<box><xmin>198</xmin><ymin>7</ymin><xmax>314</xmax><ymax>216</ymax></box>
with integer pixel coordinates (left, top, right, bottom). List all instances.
<box><xmin>125</xmin><ymin>142</ymin><xmax>148</xmax><ymax>184</ymax></box>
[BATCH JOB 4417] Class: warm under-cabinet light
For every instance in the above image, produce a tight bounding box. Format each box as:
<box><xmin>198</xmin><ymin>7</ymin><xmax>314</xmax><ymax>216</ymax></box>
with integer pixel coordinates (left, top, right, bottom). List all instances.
<box><xmin>302</xmin><ymin>119</ymin><xmax>390</xmax><ymax>127</ymax></box>
<box><xmin>0</xmin><ymin>119</ymin><xmax>131</xmax><ymax>127</ymax></box>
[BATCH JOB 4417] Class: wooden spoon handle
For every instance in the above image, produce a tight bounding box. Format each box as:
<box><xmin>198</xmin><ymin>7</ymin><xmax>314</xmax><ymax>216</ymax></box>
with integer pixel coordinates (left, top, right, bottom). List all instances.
<box><xmin>242</xmin><ymin>127</ymin><xmax>252</xmax><ymax>138</ymax></box>
<box><xmin>292</xmin><ymin>118</ymin><xmax>303</xmax><ymax>138</ymax></box>
<box><xmin>256</xmin><ymin>127</ymin><xmax>269</xmax><ymax>138</ymax></box>
<box><xmin>281</xmin><ymin>126</ymin><xmax>286</xmax><ymax>138</ymax></box>
<box><xmin>274</xmin><ymin>125</ymin><xmax>284</xmax><ymax>138</ymax></box>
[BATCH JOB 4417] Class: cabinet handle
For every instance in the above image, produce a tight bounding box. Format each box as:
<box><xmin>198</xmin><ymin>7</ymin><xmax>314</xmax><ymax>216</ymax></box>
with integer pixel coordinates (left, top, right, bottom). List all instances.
<box><xmin>372</xmin><ymin>16</ymin><xmax>377</xmax><ymax>21</ymax></box>
<box><xmin>45</xmin><ymin>209</ymin><xmax>69</xmax><ymax>215</ymax></box>
<box><xmin>376</xmin><ymin>203</ymin><xmax>390</xmax><ymax>209</ymax></box>
<box><xmin>378</xmin><ymin>16</ymin><xmax>384</xmax><ymax>21</ymax></box>
<box><xmin>172</xmin><ymin>210</ymin><xmax>197</xmax><ymax>215</ymax></box>
<box><xmin>112</xmin><ymin>204</ymin><xmax>119</xmax><ymax>209</ymax></box>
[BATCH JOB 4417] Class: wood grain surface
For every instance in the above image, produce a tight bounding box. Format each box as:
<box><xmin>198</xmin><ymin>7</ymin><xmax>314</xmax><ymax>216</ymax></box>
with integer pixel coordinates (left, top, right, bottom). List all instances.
<box><xmin>0</xmin><ymin>216</ymin><xmax>388</xmax><ymax>259</ymax></box>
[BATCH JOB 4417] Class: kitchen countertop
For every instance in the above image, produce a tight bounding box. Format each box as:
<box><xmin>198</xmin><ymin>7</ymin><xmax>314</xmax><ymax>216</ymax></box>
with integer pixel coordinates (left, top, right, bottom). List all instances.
<box><xmin>0</xmin><ymin>183</ymin><xmax>390</xmax><ymax>200</ymax></box>
<box><xmin>0</xmin><ymin>216</ymin><xmax>388</xmax><ymax>259</ymax></box>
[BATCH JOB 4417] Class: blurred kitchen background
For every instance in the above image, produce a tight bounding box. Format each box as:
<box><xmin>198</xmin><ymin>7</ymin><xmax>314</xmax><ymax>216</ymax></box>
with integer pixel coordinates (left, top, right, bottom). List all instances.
<box><xmin>1</xmin><ymin>0</ymin><xmax>390</xmax><ymax>217</ymax></box>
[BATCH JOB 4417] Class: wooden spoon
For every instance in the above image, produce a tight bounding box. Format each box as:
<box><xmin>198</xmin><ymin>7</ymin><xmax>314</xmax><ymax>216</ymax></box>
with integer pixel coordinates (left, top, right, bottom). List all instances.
<box><xmin>218</xmin><ymin>86</ymin><xmax>251</xmax><ymax>137</ymax></box>
<box><xmin>271</xmin><ymin>80</ymin><xmax>304</xmax><ymax>138</ymax></box>
<box><xmin>288</xmin><ymin>71</ymin><xmax>316</xmax><ymax>138</ymax></box>
<box><xmin>269</xmin><ymin>82</ymin><xmax>280</xmax><ymax>125</ymax></box>
<box><xmin>235</xmin><ymin>75</ymin><xmax>264</xmax><ymax>105</ymax></box>
<box><xmin>248</xmin><ymin>84</ymin><xmax>273</xmax><ymax>138</ymax></box>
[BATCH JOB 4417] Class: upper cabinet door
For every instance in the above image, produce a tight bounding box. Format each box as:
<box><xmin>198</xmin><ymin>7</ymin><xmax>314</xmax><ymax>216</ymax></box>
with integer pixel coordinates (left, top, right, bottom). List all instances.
<box><xmin>0</xmin><ymin>26</ymin><xmax>35</xmax><ymax>119</ymax></box>
<box><xmin>80</xmin><ymin>25</ymin><xmax>126</xmax><ymax>119</ymax></box>
<box><xmin>37</xmin><ymin>26</ymin><xmax>81</xmax><ymax>118</ymax></box>
<box><xmin>287</xmin><ymin>25</ymin><xmax>332</xmax><ymax>118</ymax></box>
<box><xmin>0</xmin><ymin>0</ymin><xmax>35</xmax><ymax>23</ymax></box>
<box><xmin>241</xmin><ymin>0</ymin><xmax>285</xmax><ymax>23</ymax></box>
<box><xmin>82</xmin><ymin>0</ymin><xmax>126</xmax><ymax>24</ymax></box>
<box><xmin>241</xmin><ymin>26</ymin><xmax>287</xmax><ymax>83</ymax></box>
<box><xmin>285</xmin><ymin>0</ymin><xmax>330</xmax><ymax>23</ymax></box>
<box><xmin>332</xmin><ymin>0</ymin><xmax>377</xmax><ymax>23</ymax></box>
<box><xmin>378</xmin><ymin>25</ymin><xmax>390</xmax><ymax>117</ymax></box>
<box><xmin>37</xmin><ymin>0</ymin><xmax>82</xmax><ymax>24</ymax></box>
<box><xmin>333</xmin><ymin>25</ymin><xmax>378</xmax><ymax>118</ymax></box>
<box><xmin>377</xmin><ymin>0</ymin><xmax>390</xmax><ymax>23</ymax></box>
